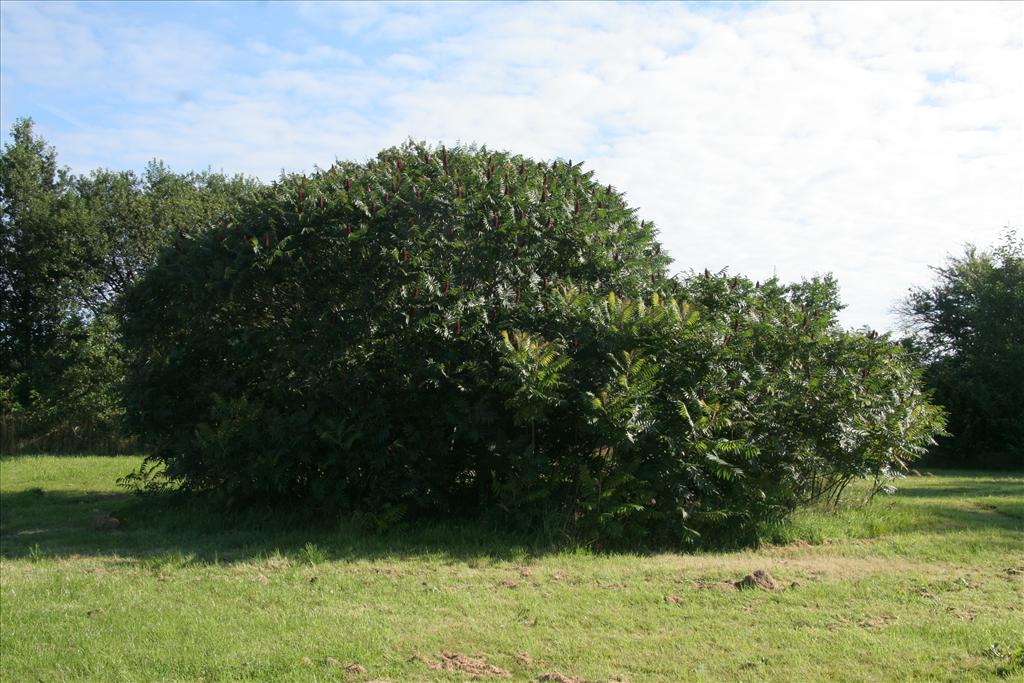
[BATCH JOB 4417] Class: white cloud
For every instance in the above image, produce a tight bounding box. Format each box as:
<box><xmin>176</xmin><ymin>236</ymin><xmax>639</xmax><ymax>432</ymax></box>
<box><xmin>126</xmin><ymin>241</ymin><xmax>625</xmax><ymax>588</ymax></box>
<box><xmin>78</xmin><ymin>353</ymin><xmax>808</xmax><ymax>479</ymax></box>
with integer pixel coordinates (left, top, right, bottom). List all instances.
<box><xmin>384</xmin><ymin>53</ymin><xmax>432</xmax><ymax>73</ymax></box>
<box><xmin>2</xmin><ymin>0</ymin><xmax>1021</xmax><ymax>330</ymax></box>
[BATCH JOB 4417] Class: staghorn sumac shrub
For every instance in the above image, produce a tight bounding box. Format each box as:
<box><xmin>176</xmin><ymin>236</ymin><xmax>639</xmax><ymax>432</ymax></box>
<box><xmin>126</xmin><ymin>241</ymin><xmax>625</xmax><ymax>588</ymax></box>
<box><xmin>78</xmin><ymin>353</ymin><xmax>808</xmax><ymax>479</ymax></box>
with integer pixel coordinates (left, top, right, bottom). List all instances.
<box><xmin>123</xmin><ymin>143</ymin><xmax>668</xmax><ymax>510</ymax></box>
<box><xmin>121</xmin><ymin>143</ymin><xmax>943</xmax><ymax>547</ymax></box>
<box><xmin>498</xmin><ymin>275</ymin><xmax>945</xmax><ymax>547</ymax></box>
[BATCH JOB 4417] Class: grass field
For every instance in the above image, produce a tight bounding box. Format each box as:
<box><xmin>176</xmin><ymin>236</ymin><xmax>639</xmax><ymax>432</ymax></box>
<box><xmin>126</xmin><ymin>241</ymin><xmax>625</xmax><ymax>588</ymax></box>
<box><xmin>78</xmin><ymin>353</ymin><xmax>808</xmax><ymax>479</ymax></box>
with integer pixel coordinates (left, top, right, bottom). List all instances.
<box><xmin>1</xmin><ymin>455</ymin><xmax>1022</xmax><ymax>682</ymax></box>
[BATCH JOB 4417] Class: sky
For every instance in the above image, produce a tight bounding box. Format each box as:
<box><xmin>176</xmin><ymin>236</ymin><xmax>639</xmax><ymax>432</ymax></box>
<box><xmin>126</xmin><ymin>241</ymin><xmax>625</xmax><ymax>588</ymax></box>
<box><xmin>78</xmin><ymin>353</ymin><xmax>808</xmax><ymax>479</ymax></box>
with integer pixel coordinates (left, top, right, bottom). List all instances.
<box><xmin>1</xmin><ymin>1</ymin><xmax>1021</xmax><ymax>331</ymax></box>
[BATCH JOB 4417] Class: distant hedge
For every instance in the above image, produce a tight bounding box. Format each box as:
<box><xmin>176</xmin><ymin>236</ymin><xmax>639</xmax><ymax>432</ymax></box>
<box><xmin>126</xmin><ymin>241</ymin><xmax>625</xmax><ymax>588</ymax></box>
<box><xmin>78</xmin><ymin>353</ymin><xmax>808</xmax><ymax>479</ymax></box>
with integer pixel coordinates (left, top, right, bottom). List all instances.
<box><xmin>122</xmin><ymin>143</ymin><xmax>944</xmax><ymax>547</ymax></box>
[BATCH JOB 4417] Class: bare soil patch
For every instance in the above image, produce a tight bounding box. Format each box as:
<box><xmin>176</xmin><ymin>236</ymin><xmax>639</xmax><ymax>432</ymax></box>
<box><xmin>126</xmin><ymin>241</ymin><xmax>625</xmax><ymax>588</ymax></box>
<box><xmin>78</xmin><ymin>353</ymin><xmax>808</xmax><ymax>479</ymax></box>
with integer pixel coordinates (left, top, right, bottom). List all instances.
<box><xmin>858</xmin><ymin>615</ymin><xmax>899</xmax><ymax>629</ymax></box>
<box><xmin>736</xmin><ymin>569</ymin><xmax>778</xmax><ymax>591</ymax></box>
<box><xmin>414</xmin><ymin>652</ymin><xmax>510</xmax><ymax>679</ymax></box>
<box><xmin>537</xmin><ymin>673</ymin><xmax>585</xmax><ymax>683</ymax></box>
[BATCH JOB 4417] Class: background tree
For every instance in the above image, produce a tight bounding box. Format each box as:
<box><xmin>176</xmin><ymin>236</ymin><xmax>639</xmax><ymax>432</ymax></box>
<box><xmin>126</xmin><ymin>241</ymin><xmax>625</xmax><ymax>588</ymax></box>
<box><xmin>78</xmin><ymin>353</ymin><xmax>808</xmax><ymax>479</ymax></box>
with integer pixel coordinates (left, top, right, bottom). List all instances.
<box><xmin>899</xmin><ymin>231</ymin><xmax>1024</xmax><ymax>467</ymax></box>
<box><xmin>0</xmin><ymin>118</ymin><xmax>91</xmax><ymax>450</ymax></box>
<box><xmin>74</xmin><ymin>161</ymin><xmax>259</xmax><ymax>315</ymax></box>
<box><xmin>0</xmin><ymin>119</ymin><xmax>258</xmax><ymax>452</ymax></box>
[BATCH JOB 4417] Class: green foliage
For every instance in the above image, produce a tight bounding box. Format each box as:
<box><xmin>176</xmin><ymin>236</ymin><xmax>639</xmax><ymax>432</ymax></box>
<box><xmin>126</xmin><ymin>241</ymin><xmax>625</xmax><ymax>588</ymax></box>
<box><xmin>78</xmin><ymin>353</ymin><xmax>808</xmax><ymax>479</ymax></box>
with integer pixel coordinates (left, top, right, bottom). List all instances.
<box><xmin>73</xmin><ymin>160</ymin><xmax>260</xmax><ymax>314</ymax></box>
<box><xmin>15</xmin><ymin>313</ymin><xmax>127</xmax><ymax>452</ymax></box>
<box><xmin>123</xmin><ymin>142</ymin><xmax>943</xmax><ymax>548</ymax></box>
<box><xmin>123</xmin><ymin>142</ymin><xmax>668</xmax><ymax>515</ymax></box>
<box><xmin>299</xmin><ymin>542</ymin><xmax>326</xmax><ymax>566</ymax></box>
<box><xmin>497</xmin><ymin>274</ymin><xmax>944</xmax><ymax>546</ymax></box>
<box><xmin>1</xmin><ymin>118</ymin><xmax>86</xmax><ymax>445</ymax></box>
<box><xmin>899</xmin><ymin>231</ymin><xmax>1024</xmax><ymax>467</ymax></box>
<box><xmin>0</xmin><ymin>119</ymin><xmax>257</xmax><ymax>452</ymax></box>
<box><xmin>25</xmin><ymin>543</ymin><xmax>45</xmax><ymax>563</ymax></box>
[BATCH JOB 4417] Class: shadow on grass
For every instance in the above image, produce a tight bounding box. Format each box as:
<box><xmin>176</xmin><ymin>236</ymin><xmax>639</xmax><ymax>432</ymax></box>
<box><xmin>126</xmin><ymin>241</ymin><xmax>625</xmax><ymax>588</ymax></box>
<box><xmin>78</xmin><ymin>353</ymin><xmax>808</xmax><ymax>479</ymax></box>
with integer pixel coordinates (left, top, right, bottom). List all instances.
<box><xmin>893</xmin><ymin>476</ymin><xmax>1024</xmax><ymax>500</ymax></box>
<box><xmin>3</xmin><ymin>469</ymin><xmax>1021</xmax><ymax>565</ymax></box>
<box><xmin>0</xmin><ymin>488</ymin><xmax>566</xmax><ymax>564</ymax></box>
<box><xmin>916</xmin><ymin>502</ymin><xmax>1024</xmax><ymax>531</ymax></box>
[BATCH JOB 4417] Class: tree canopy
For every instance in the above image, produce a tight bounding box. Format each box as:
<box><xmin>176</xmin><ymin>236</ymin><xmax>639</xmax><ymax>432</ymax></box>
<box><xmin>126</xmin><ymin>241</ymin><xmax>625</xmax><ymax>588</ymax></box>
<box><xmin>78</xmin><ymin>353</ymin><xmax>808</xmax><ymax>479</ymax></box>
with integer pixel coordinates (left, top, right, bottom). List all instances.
<box><xmin>899</xmin><ymin>232</ymin><xmax>1024</xmax><ymax>467</ymax></box>
<box><xmin>1</xmin><ymin>118</ymin><xmax>256</xmax><ymax>452</ymax></box>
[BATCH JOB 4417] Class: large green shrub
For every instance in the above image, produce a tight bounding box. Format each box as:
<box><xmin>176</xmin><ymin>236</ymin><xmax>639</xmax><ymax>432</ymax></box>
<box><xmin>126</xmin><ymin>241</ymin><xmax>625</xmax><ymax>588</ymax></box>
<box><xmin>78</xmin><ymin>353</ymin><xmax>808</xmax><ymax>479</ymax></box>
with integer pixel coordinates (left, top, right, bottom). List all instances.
<box><xmin>497</xmin><ymin>275</ymin><xmax>945</xmax><ymax>546</ymax></box>
<box><xmin>122</xmin><ymin>143</ymin><xmax>944</xmax><ymax>546</ymax></box>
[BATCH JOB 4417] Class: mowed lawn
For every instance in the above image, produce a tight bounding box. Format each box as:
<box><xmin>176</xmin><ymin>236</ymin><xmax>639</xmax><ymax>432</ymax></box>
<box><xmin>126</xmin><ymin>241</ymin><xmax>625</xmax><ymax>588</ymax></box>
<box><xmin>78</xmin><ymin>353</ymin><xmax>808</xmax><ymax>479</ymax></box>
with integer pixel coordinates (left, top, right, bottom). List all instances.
<box><xmin>1</xmin><ymin>456</ymin><xmax>1021</xmax><ymax>682</ymax></box>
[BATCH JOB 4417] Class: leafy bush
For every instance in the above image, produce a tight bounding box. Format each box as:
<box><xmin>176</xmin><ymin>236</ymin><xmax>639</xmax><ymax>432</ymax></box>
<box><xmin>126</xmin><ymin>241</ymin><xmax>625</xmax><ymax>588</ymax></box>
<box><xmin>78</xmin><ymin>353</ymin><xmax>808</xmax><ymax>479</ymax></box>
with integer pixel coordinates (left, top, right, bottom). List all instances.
<box><xmin>496</xmin><ymin>274</ymin><xmax>945</xmax><ymax>546</ymax></box>
<box><xmin>122</xmin><ymin>143</ymin><xmax>944</xmax><ymax>547</ymax></box>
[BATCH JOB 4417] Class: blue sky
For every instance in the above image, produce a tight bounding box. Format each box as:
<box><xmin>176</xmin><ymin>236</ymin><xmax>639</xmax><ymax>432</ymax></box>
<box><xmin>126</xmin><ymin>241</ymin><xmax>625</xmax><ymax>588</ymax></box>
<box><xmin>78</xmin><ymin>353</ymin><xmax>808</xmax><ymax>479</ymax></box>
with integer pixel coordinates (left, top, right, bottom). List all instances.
<box><xmin>2</xmin><ymin>1</ymin><xmax>1021</xmax><ymax>330</ymax></box>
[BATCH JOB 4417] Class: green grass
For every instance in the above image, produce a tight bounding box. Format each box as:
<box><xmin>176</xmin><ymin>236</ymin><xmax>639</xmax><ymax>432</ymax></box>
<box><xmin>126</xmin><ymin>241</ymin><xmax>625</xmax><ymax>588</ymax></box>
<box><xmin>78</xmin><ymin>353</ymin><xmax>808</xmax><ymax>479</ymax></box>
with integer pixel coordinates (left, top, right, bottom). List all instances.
<box><xmin>1</xmin><ymin>456</ymin><xmax>1022</xmax><ymax>682</ymax></box>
